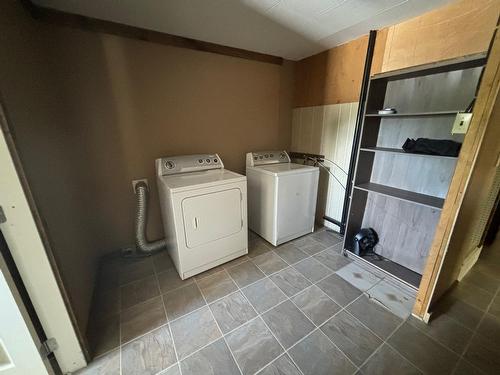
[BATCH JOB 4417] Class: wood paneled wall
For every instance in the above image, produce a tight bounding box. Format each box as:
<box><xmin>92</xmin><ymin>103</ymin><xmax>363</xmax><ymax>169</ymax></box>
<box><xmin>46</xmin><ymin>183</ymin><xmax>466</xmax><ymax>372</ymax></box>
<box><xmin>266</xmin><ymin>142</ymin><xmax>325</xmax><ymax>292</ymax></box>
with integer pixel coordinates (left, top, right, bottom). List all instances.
<box><xmin>293</xmin><ymin>0</ymin><xmax>498</xmax><ymax>109</ymax></box>
<box><xmin>291</xmin><ymin>103</ymin><xmax>358</xmax><ymax>228</ymax></box>
<box><xmin>382</xmin><ymin>0</ymin><xmax>499</xmax><ymax>72</ymax></box>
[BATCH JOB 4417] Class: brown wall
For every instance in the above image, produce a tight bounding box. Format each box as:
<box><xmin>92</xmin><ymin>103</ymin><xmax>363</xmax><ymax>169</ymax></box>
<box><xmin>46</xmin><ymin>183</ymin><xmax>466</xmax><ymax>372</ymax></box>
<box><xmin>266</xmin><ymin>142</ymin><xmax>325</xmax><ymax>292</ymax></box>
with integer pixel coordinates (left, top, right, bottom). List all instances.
<box><xmin>294</xmin><ymin>0</ymin><xmax>499</xmax><ymax>108</ymax></box>
<box><xmin>0</xmin><ymin>0</ymin><xmax>294</xmax><ymax>335</ymax></box>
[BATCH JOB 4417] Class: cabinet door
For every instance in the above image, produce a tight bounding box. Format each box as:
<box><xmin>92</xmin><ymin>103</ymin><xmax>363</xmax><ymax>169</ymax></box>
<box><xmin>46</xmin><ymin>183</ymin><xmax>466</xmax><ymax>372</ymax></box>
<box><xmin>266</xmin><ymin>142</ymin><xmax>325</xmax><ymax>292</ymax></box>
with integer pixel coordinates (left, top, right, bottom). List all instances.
<box><xmin>182</xmin><ymin>188</ymin><xmax>243</xmax><ymax>248</ymax></box>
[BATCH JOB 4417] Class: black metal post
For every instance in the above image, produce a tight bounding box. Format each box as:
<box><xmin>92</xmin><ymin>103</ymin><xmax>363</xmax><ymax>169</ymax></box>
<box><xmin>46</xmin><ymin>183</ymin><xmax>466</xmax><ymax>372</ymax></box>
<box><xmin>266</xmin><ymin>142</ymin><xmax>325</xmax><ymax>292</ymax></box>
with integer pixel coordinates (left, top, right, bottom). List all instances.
<box><xmin>339</xmin><ymin>30</ymin><xmax>377</xmax><ymax>235</ymax></box>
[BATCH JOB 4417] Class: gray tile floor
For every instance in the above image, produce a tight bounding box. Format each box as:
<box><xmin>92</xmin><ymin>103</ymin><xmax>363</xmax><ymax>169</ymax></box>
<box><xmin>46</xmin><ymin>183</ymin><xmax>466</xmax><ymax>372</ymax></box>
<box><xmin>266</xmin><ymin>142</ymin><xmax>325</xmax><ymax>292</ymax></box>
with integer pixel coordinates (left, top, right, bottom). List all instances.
<box><xmin>80</xmin><ymin>228</ymin><xmax>500</xmax><ymax>375</ymax></box>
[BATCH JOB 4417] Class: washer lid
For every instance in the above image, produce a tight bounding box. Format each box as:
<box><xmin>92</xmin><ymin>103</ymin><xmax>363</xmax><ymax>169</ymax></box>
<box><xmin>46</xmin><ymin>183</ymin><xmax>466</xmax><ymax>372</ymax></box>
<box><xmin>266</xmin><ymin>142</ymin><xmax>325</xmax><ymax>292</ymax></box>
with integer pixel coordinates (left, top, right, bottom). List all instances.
<box><xmin>249</xmin><ymin>163</ymin><xmax>319</xmax><ymax>177</ymax></box>
<box><xmin>158</xmin><ymin>169</ymin><xmax>246</xmax><ymax>193</ymax></box>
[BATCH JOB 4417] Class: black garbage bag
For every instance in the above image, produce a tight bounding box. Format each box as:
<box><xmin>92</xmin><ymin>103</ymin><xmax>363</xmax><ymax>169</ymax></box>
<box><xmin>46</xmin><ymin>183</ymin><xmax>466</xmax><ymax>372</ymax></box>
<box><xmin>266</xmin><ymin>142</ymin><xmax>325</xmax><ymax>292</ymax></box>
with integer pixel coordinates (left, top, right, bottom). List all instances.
<box><xmin>402</xmin><ymin>138</ymin><xmax>461</xmax><ymax>157</ymax></box>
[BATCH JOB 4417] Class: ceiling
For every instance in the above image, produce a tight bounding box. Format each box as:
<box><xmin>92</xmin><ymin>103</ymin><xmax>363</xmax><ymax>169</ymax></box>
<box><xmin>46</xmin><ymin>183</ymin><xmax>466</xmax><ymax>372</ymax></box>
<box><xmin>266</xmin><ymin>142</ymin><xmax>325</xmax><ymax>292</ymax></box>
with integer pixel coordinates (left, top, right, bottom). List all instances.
<box><xmin>32</xmin><ymin>0</ymin><xmax>452</xmax><ymax>60</ymax></box>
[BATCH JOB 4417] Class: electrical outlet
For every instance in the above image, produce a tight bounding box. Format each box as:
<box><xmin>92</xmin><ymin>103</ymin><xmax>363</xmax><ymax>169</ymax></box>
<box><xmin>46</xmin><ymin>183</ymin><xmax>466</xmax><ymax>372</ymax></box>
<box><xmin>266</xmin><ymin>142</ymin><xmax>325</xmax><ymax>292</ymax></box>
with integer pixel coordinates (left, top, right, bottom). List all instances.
<box><xmin>132</xmin><ymin>179</ymin><xmax>149</xmax><ymax>193</ymax></box>
<box><xmin>452</xmin><ymin>113</ymin><xmax>473</xmax><ymax>134</ymax></box>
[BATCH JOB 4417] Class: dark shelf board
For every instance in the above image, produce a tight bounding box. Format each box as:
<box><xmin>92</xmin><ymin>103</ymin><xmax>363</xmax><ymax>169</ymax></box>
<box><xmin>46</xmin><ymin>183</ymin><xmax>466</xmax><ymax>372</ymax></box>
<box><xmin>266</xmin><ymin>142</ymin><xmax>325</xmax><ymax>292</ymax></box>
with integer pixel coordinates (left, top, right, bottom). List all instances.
<box><xmin>370</xmin><ymin>53</ymin><xmax>487</xmax><ymax>81</ymax></box>
<box><xmin>365</xmin><ymin>111</ymin><xmax>459</xmax><ymax>118</ymax></box>
<box><xmin>360</xmin><ymin>147</ymin><xmax>458</xmax><ymax>160</ymax></box>
<box><xmin>354</xmin><ymin>182</ymin><xmax>444</xmax><ymax>209</ymax></box>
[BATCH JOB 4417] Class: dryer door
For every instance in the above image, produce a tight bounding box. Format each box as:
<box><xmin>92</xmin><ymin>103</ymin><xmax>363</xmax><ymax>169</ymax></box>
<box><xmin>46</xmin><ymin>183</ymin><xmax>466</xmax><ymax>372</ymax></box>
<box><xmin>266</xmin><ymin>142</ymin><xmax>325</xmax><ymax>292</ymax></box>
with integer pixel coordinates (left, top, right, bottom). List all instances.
<box><xmin>182</xmin><ymin>188</ymin><xmax>243</xmax><ymax>248</ymax></box>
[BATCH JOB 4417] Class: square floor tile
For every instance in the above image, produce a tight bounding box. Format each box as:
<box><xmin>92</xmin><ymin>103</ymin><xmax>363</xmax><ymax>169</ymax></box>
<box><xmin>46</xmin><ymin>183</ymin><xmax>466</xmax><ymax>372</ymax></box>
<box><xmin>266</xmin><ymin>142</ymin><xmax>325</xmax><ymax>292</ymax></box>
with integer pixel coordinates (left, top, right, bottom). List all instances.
<box><xmin>120</xmin><ymin>275</ymin><xmax>160</xmax><ymax>310</ymax></box>
<box><xmin>193</xmin><ymin>266</ymin><xmax>225</xmax><ymax>281</ymax></box>
<box><xmin>489</xmin><ymin>293</ymin><xmax>500</xmax><ymax>318</ymax></box>
<box><xmin>275</xmin><ymin>243</ymin><xmax>308</xmax><ymax>265</ymax></box>
<box><xmin>292</xmin><ymin>285</ymin><xmax>341</xmax><ymax>326</ymax></box>
<box><xmin>293</xmin><ymin>257</ymin><xmax>333</xmax><ymax>283</ymax></box>
<box><xmin>170</xmin><ymin>306</ymin><xmax>221</xmax><ymax>359</ymax></box>
<box><xmin>252</xmin><ymin>251</ymin><xmax>288</xmax><ymax>275</ymax></box>
<box><xmin>453</xmin><ymin>359</ymin><xmax>486</xmax><ymax>375</ymax></box>
<box><xmin>388</xmin><ymin>322</ymin><xmax>459</xmax><ymax>374</ymax></box>
<box><xmin>336</xmin><ymin>262</ymin><xmax>381</xmax><ymax>291</ymax></box>
<box><xmin>316</xmin><ymin>274</ymin><xmax>361</xmax><ymax>307</ymax></box>
<box><xmin>408</xmin><ymin>313</ymin><xmax>473</xmax><ymax>354</ymax></box>
<box><xmin>463</xmin><ymin>332</ymin><xmax>500</xmax><ymax>375</ymax></box>
<box><xmin>222</xmin><ymin>255</ymin><xmax>250</xmax><ymax>270</ymax></box>
<box><xmin>365</xmin><ymin>280</ymin><xmax>414</xmax><ymax>319</ymax></box>
<box><xmin>262</xmin><ymin>301</ymin><xmax>315</xmax><ymax>349</ymax></box>
<box><xmin>75</xmin><ymin>349</ymin><xmax>120</xmax><ymax>375</ymax></box>
<box><xmin>242</xmin><ymin>278</ymin><xmax>287</xmax><ymax>314</ymax></box>
<box><xmin>463</xmin><ymin>332</ymin><xmax>500</xmax><ymax>374</ymax></box>
<box><xmin>270</xmin><ymin>268</ymin><xmax>312</xmax><ymax>297</ymax></box>
<box><xmin>289</xmin><ymin>329</ymin><xmax>355</xmax><ymax>375</ymax></box>
<box><xmin>196</xmin><ymin>270</ymin><xmax>238</xmax><ymax>303</ymax></box>
<box><xmin>119</xmin><ymin>257</ymin><xmax>155</xmax><ymax>285</ymax></box>
<box><xmin>91</xmin><ymin>288</ymin><xmax>120</xmax><ymax>321</ymax></box>
<box><xmin>121</xmin><ymin>296</ymin><xmax>167</xmax><ymax>344</ymax></box>
<box><xmin>292</xmin><ymin>236</ymin><xmax>326</xmax><ymax>255</ymax></box>
<box><xmin>121</xmin><ymin>325</ymin><xmax>176</xmax><ymax>375</ymax></box>
<box><xmin>226</xmin><ymin>317</ymin><xmax>283</xmax><ymax>375</ymax></box>
<box><xmin>164</xmin><ymin>283</ymin><xmax>205</xmax><ymax>320</ymax></box>
<box><xmin>88</xmin><ymin>314</ymin><xmax>120</xmax><ymax>357</ymax></box>
<box><xmin>259</xmin><ymin>354</ymin><xmax>301</xmax><ymax>375</ymax></box>
<box><xmin>359</xmin><ymin>344</ymin><xmax>421</xmax><ymax>375</ymax></box>
<box><xmin>450</xmin><ymin>282</ymin><xmax>494</xmax><ymax>311</ymax></box>
<box><xmin>311</xmin><ymin>230</ymin><xmax>342</xmax><ymax>247</ymax></box>
<box><xmin>152</xmin><ymin>252</ymin><xmax>174</xmax><ymax>273</ymax></box>
<box><xmin>476</xmin><ymin>313</ymin><xmax>500</xmax><ymax>346</ymax></box>
<box><xmin>434</xmin><ymin>295</ymin><xmax>484</xmax><ymax>330</ymax></box>
<box><xmin>248</xmin><ymin>239</ymin><xmax>272</xmax><ymax>258</ymax></box>
<box><xmin>462</xmin><ymin>268</ymin><xmax>499</xmax><ymax>294</ymax></box>
<box><xmin>157</xmin><ymin>268</ymin><xmax>193</xmax><ymax>294</ymax></box>
<box><xmin>180</xmin><ymin>338</ymin><xmax>240</xmax><ymax>375</ymax></box>
<box><xmin>210</xmin><ymin>291</ymin><xmax>257</xmax><ymax>334</ymax></box>
<box><xmin>320</xmin><ymin>310</ymin><xmax>382</xmax><ymax>366</ymax></box>
<box><xmin>226</xmin><ymin>260</ymin><xmax>265</xmax><ymax>288</ymax></box>
<box><xmin>346</xmin><ymin>294</ymin><xmax>402</xmax><ymax>339</ymax></box>
<box><xmin>314</xmin><ymin>249</ymin><xmax>351</xmax><ymax>271</ymax></box>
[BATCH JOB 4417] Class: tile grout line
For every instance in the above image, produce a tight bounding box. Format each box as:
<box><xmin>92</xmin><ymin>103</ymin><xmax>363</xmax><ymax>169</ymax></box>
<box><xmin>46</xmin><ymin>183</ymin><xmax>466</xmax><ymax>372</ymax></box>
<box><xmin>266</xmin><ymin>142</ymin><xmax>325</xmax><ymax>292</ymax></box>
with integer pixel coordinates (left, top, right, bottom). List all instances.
<box><xmin>249</xmin><ymin>256</ymin><xmax>363</xmax><ymax>373</ymax></box>
<box><xmin>192</xmin><ymin>277</ymin><xmax>245</xmax><ymax>375</ymax></box>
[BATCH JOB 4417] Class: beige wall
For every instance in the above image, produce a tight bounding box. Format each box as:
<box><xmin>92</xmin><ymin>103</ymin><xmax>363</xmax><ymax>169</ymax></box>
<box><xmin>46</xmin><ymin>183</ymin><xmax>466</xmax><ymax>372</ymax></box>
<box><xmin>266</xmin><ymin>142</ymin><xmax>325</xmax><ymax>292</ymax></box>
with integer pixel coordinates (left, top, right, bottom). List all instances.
<box><xmin>0</xmin><ymin>0</ymin><xmax>293</xmax><ymax>336</ymax></box>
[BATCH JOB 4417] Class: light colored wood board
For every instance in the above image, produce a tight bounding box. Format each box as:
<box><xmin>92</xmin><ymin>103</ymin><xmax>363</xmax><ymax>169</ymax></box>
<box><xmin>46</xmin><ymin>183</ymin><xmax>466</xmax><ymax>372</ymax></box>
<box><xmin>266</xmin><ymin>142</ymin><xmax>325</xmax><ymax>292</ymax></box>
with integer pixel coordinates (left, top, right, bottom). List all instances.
<box><xmin>361</xmin><ymin>193</ymin><xmax>440</xmax><ymax>274</ymax></box>
<box><xmin>414</xmin><ymin>28</ymin><xmax>500</xmax><ymax>318</ymax></box>
<box><xmin>355</xmin><ymin>183</ymin><xmax>444</xmax><ymax>209</ymax></box>
<box><xmin>382</xmin><ymin>0</ymin><xmax>499</xmax><ymax>72</ymax></box>
<box><xmin>370</xmin><ymin>152</ymin><xmax>458</xmax><ymax>199</ymax></box>
<box><xmin>291</xmin><ymin>102</ymin><xmax>357</xmax><ymax>227</ymax></box>
<box><xmin>383</xmin><ymin>67</ymin><xmax>482</xmax><ymax>113</ymax></box>
<box><xmin>294</xmin><ymin>35</ymin><xmax>368</xmax><ymax>107</ymax></box>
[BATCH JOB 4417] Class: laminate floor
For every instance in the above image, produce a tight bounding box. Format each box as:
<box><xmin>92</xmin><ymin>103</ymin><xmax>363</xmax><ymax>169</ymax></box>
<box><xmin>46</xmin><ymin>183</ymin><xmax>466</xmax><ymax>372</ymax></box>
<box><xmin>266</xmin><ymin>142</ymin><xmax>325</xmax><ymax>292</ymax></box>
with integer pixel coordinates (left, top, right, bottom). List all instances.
<box><xmin>79</xmin><ymin>228</ymin><xmax>500</xmax><ymax>375</ymax></box>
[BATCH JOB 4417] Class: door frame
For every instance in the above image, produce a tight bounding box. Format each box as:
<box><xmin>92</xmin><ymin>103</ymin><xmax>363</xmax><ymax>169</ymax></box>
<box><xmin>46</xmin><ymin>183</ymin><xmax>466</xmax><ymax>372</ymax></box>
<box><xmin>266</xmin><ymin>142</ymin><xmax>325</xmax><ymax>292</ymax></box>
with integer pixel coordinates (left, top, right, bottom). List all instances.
<box><xmin>0</xmin><ymin>101</ymin><xmax>87</xmax><ymax>372</ymax></box>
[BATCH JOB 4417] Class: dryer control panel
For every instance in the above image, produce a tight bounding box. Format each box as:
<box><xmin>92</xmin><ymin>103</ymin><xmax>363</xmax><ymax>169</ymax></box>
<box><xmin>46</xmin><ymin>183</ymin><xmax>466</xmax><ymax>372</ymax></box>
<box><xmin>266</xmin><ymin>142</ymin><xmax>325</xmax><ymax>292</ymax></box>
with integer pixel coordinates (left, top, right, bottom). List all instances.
<box><xmin>156</xmin><ymin>154</ymin><xmax>224</xmax><ymax>176</ymax></box>
<box><xmin>246</xmin><ymin>151</ymin><xmax>290</xmax><ymax>167</ymax></box>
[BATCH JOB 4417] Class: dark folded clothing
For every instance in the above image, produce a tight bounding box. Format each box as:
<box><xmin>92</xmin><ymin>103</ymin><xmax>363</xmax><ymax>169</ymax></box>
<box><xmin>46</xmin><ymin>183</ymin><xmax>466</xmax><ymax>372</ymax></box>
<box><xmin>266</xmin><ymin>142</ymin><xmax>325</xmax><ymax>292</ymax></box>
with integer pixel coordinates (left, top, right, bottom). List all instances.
<box><xmin>402</xmin><ymin>138</ymin><xmax>461</xmax><ymax>157</ymax></box>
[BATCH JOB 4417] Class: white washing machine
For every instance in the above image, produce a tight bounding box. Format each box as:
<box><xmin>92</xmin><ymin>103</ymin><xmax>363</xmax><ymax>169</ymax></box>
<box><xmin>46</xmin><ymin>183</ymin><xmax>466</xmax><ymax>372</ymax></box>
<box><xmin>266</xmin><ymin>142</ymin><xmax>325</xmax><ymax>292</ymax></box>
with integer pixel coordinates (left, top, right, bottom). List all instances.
<box><xmin>246</xmin><ymin>151</ymin><xmax>319</xmax><ymax>246</ymax></box>
<box><xmin>156</xmin><ymin>154</ymin><xmax>247</xmax><ymax>279</ymax></box>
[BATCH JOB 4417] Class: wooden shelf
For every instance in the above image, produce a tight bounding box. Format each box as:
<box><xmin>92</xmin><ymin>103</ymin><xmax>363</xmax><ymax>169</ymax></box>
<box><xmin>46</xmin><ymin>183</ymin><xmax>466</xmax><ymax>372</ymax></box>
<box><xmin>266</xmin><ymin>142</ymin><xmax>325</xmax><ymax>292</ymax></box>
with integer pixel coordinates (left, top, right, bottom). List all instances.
<box><xmin>360</xmin><ymin>147</ymin><xmax>458</xmax><ymax>160</ymax></box>
<box><xmin>354</xmin><ymin>182</ymin><xmax>444</xmax><ymax>209</ymax></box>
<box><xmin>365</xmin><ymin>111</ymin><xmax>459</xmax><ymax>118</ymax></box>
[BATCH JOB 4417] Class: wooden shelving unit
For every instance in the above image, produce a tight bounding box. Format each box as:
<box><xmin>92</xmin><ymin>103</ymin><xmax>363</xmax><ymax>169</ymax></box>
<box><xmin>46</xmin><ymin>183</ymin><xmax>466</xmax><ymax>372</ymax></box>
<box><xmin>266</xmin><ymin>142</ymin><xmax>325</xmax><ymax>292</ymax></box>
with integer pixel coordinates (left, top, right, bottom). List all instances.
<box><xmin>343</xmin><ymin>55</ymin><xmax>485</xmax><ymax>287</ymax></box>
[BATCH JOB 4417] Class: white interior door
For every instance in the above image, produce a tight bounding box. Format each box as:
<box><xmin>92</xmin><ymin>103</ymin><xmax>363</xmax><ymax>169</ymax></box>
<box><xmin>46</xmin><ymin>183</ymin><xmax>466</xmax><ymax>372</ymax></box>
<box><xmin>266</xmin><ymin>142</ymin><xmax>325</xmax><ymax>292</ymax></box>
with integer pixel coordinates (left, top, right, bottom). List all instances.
<box><xmin>0</xmin><ymin>125</ymin><xmax>86</xmax><ymax>372</ymax></box>
<box><xmin>0</xmin><ymin>265</ymin><xmax>50</xmax><ymax>375</ymax></box>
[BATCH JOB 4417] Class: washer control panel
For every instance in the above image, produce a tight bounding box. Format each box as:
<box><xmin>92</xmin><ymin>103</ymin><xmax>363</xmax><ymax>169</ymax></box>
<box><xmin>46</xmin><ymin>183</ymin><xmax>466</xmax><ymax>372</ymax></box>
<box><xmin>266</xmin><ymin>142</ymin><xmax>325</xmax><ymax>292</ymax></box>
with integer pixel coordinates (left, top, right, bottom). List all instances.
<box><xmin>156</xmin><ymin>154</ymin><xmax>224</xmax><ymax>176</ymax></box>
<box><xmin>246</xmin><ymin>151</ymin><xmax>290</xmax><ymax>167</ymax></box>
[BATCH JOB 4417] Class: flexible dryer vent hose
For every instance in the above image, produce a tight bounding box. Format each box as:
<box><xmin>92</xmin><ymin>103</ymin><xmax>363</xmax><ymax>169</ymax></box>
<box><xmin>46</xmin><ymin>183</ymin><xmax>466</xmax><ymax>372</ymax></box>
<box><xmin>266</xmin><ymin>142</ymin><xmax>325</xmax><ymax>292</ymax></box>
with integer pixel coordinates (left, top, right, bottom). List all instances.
<box><xmin>134</xmin><ymin>182</ymin><xmax>167</xmax><ymax>254</ymax></box>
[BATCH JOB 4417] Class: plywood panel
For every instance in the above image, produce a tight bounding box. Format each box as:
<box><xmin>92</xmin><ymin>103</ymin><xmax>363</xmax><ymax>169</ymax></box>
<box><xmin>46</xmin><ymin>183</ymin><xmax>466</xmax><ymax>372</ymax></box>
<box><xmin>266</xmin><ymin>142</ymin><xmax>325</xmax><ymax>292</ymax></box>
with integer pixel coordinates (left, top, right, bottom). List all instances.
<box><xmin>294</xmin><ymin>36</ymin><xmax>368</xmax><ymax>107</ymax></box>
<box><xmin>362</xmin><ymin>193</ymin><xmax>441</xmax><ymax>274</ymax></box>
<box><xmin>382</xmin><ymin>0</ymin><xmax>499</xmax><ymax>72</ymax></box>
